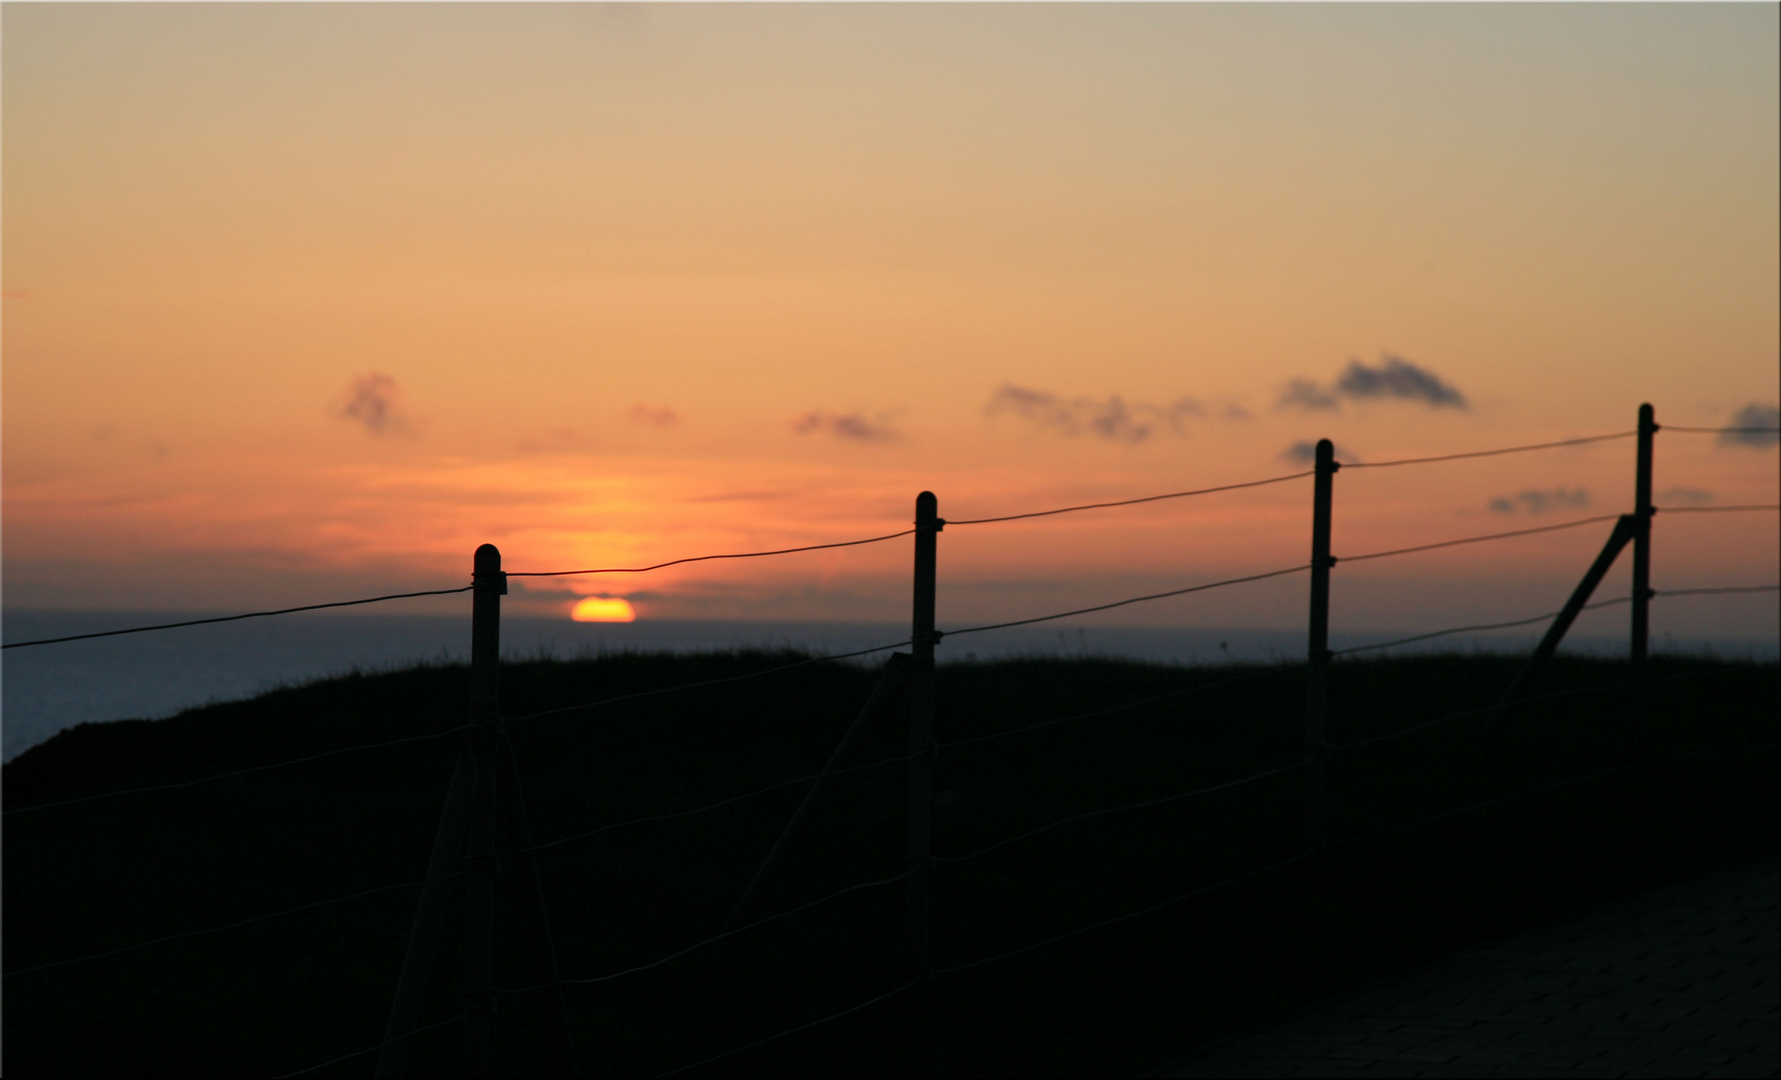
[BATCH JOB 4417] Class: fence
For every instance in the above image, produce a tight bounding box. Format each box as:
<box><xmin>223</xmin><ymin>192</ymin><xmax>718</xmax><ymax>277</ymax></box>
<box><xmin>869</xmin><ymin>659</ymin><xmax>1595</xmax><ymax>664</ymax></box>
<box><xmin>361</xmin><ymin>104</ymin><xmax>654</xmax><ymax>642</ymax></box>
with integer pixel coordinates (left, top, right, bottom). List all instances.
<box><xmin>3</xmin><ymin>403</ymin><xmax>1778</xmax><ymax>1077</ymax></box>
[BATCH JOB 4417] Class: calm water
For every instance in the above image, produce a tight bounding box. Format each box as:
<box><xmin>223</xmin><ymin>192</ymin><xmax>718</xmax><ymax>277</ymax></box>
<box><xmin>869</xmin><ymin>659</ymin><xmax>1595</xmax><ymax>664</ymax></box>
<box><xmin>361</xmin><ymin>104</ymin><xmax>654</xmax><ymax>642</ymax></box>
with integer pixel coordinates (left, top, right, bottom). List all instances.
<box><xmin>3</xmin><ymin>610</ymin><xmax>1772</xmax><ymax>762</ymax></box>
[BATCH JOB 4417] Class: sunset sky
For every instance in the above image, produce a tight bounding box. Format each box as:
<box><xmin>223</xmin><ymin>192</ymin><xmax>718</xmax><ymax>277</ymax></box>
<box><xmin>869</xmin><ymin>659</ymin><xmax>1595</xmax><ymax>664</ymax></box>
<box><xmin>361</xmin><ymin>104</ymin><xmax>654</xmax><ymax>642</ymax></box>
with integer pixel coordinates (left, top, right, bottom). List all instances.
<box><xmin>4</xmin><ymin>4</ymin><xmax>1777</xmax><ymax>640</ymax></box>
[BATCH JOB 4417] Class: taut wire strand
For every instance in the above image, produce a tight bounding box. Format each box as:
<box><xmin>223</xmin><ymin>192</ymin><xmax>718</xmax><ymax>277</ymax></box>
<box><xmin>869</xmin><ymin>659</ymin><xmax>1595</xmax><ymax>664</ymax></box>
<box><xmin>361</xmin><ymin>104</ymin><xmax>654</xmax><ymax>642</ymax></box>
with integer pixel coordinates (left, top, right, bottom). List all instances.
<box><xmin>944</xmin><ymin>565</ymin><xmax>1310</xmax><ymax>638</ymax></box>
<box><xmin>939</xmin><ymin>666</ymin><xmax>1285</xmax><ymax>750</ymax></box>
<box><xmin>1332</xmin><ymin>584</ymin><xmax>1779</xmax><ymax>659</ymax></box>
<box><xmin>1330</xmin><ymin>764</ymin><xmax>1634</xmax><ymax>847</ymax></box>
<box><xmin>4</xmin><ymin>725</ymin><xmax>473</xmax><ymax>817</ymax></box>
<box><xmin>1657</xmin><ymin>504</ymin><xmax>1780</xmax><ymax>514</ymax></box>
<box><xmin>935</xmin><ymin>853</ymin><xmax>1310</xmax><ymax>975</ymax></box>
<box><xmin>505</xmin><ymin>530</ymin><xmax>915</xmax><ymax>577</ymax></box>
<box><xmin>273</xmin><ymin>1009</ymin><xmax>472</xmax><ymax>1078</ymax></box>
<box><xmin>520</xmin><ymin>752</ymin><xmax>915</xmax><ymax>856</ymax></box>
<box><xmin>1342</xmin><ymin>431</ymin><xmax>1636</xmax><ymax>469</ymax></box>
<box><xmin>1343</xmin><ymin>513</ymin><xmax>1623</xmax><ymax>564</ymax></box>
<box><xmin>1333</xmin><ymin>597</ymin><xmax>1633</xmax><ymax>657</ymax></box>
<box><xmin>2</xmin><ymin>874</ymin><xmax>460</xmax><ymax>979</ymax></box>
<box><xmin>654</xmin><ymin>978</ymin><xmax>922</xmax><ymax>1077</ymax></box>
<box><xmin>1662</xmin><ymin>426</ymin><xmax>1781</xmax><ymax>435</ymax></box>
<box><xmin>1328</xmin><ymin>681</ymin><xmax>1628</xmax><ymax>753</ymax></box>
<box><xmin>936</xmin><ymin>761</ymin><xmax>1302</xmax><ymax>864</ymax></box>
<box><xmin>947</xmin><ymin>471</ymin><xmax>1313</xmax><ymax>526</ymax></box>
<box><xmin>504</xmin><ymin>640</ymin><xmax>913</xmax><ymax>724</ymax></box>
<box><xmin>0</xmin><ymin>585</ymin><xmax>475</xmax><ymax>650</ymax></box>
<box><xmin>499</xmin><ymin>872</ymin><xmax>908</xmax><ymax>994</ymax></box>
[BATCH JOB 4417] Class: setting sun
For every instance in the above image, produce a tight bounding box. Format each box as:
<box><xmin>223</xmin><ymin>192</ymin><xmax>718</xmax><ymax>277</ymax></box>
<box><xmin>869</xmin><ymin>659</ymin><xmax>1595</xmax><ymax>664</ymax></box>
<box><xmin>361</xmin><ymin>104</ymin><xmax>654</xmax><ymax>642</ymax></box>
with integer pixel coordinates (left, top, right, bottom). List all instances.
<box><xmin>570</xmin><ymin>597</ymin><xmax>637</xmax><ymax>623</ymax></box>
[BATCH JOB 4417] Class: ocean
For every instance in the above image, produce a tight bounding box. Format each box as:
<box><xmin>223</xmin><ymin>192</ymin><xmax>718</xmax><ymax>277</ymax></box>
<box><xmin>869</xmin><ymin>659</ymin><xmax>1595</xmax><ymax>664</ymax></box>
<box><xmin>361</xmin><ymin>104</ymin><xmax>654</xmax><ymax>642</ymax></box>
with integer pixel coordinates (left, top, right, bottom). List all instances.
<box><xmin>3</xmin><ymin>609</ymin><xmax>1773</xmax><ymax>763</ymax></box>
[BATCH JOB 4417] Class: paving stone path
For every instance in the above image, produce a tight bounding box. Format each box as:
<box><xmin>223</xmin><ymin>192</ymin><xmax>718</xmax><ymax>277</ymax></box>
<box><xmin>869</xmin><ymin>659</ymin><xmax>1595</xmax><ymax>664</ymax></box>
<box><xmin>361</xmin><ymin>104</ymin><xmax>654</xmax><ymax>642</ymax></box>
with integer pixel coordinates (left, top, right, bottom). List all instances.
<box><xmin>1159</xmin><ymin>858</ymin><xmax>1779</xmax><ymax>1078</ymax></box>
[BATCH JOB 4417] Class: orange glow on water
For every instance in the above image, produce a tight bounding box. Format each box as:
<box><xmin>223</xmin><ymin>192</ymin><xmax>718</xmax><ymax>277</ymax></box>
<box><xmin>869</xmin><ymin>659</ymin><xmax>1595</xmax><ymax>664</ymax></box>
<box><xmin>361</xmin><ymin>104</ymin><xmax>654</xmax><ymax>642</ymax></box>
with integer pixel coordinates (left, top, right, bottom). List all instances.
<box><xmin>570</xmin><ymin>597</ymin><xmax>637</xmax><ymax>623</ymax></box>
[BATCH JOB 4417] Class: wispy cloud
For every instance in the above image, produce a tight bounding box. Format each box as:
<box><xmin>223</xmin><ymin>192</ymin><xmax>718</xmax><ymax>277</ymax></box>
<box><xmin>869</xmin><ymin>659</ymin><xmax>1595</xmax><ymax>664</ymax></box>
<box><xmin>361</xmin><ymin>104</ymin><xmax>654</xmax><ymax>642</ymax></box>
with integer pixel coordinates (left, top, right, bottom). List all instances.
<box><xmin>629</xmin><ymin>404</ymin><xmax>679</xmax><ymax>427</ymax></box>
<box><xmin>790</xmin><ymin>411</ymin><xmax>899</xmax><ymax>442</ymax></box>
<box><xmin>1277</xmin><ymin>354</ymin><xmax>1468</xmax><ymax>412</ymax></box>
<box><xmin>1281</xmin><ymin>440</ymin><xmax>1359</xmax><ymax>465</ymax></box>
<box><xmin>1719</xmin><ymin>403</ymin><xmax>1780</xmax><ymax>448</ymax></box>
<box><xmin>1657</xmin><ymin>486</ymin><xmax>1714</xmax><ymax>506</ymax></box>
<box><xmin>984</xmin><ymin>383</ymin><xmax>1231</xmax><ymax>445</ymax></box>
<box><xmin>336</xmin><ymin>373</ymin><xmax>413</xmax><ymax>436</ymax></box>
<box><xmin>1487</xmin><ymin>488</ymin><xmax>1589</xmax><ymax>515</ymax></box>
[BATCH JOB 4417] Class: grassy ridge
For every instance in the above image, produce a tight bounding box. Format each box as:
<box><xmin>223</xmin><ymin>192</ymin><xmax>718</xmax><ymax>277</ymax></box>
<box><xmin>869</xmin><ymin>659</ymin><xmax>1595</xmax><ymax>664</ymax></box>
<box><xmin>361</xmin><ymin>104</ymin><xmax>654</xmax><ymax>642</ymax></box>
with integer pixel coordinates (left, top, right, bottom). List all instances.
<box><xmin>3</xmin><ymin>652</ymin><xmax>1776</xmax><ymax>1077</ymax></box>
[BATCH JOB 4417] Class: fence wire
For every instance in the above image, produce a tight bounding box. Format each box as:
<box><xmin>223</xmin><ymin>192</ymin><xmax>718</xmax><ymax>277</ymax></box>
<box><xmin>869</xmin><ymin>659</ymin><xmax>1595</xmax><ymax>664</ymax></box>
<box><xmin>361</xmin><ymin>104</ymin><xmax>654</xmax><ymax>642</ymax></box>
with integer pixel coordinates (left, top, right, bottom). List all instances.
<box><xmin>505</xmin><ymin>639</ymin><xmax>913</xmax><ymax>725</ymax></box>
<box><xmin>654</xmin><ymin>977</ymin><xmax>922</xmax><ymax>1078</ymax></box>
<box><xmin>1662</xmin><ymin>426</ymin><xmax>1781</xmax><ymax>435</ymax></box>
<box><xmin>1343</xmin><ymin>513</ymin><xmax>1623</xmax><ymax>564</ymax></box>
<box><xmin>1327</xmin><ymin>680</ymin><xmax>1629</xmax><ymax>754</ymax></box>
<box><xmin>2</xmin><ymin>874</ymin><xmax>457</xmax><ymax>980</ymax></box>
<box><xmin>936</xmin><ymin>762</ymin><xmax>1302</xmax><ymax>865</ymax></box>
<box><xmin>1334</xmin><ymin>598</ymin><xmax>1632</xmax><ymax>657</ymax></box>
<box><xmin>521</xmin><ymin>752</ymin><xmax>915</xmax><ymax>857</ymax></box>
<box><xmin>4</xmin><ymin>724</ymin><xmax>473</xmax><ymax>818</ymax></box>
<box><xmin>947</xmin><ymin>470</ymin><xmax>1313</xmax><ymax>526</ymax></box>
<box><xmin>506</xmin><ymin>529</ymin><xmax>915</xmax><ymax>578</ymax></box>
<box><xmin>0</xmin><ymin>585</ymin><xmax>476</xmax><ymax>651</ymax></box>
<box><xmin>938</xmin><ymin>666</ymin><xmax>1287</xmax><ymax>751</ymax></box>
<box><xmin>273</xmin><ymin>1009</ymin><xmax>472</xmax><ymax>1079</ymax></box>
<box><xmin>1342</xmin><ymin>431</ymin><xmax>1636</xmax><ymax>469</ymax></box>
<box><xmin>943</xmin><ymin>565</ymin><xmax>1309</xmax><ymax>639</ymax></box>
<box><xmin>498</xmin><ymin>872</ymin><xmax>908</xmax><ymax>995</ymax></box>
<box><xmin>935</xmin><ymin>852</ymin><xmax>1311</xmax><ymax>975</ymax></box>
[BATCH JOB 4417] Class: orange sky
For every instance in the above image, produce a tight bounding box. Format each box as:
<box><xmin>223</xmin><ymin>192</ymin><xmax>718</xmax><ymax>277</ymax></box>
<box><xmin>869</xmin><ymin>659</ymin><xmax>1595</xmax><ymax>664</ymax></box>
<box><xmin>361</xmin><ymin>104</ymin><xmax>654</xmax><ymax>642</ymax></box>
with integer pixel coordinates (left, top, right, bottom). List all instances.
<box><xmin>4</xmin><ymin>4</ymin><xmax>1776</xmax><ymax>639</ymax></box>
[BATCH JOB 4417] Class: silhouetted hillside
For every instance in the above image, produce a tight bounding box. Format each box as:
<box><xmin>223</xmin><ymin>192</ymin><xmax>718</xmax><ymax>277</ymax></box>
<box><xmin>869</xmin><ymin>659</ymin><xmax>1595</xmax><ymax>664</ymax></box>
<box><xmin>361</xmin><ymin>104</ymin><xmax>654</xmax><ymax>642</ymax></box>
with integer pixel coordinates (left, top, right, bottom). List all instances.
<box><xmin>5</xmin><ymin>653</ymin><xmax>1775</xmax><ymax>1076</ymax></box>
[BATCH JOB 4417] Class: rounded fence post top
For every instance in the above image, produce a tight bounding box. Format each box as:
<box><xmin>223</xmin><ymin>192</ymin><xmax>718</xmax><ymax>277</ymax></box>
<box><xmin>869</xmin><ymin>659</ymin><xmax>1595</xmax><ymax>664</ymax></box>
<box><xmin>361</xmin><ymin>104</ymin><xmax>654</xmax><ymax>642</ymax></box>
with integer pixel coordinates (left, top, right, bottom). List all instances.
<box><xmin>474</xmin><ymin>544</ymin><xmax>502</xmax><ymax>572</ymax></box>
<box><xmin>916</xmin><ymin>490</ymin><xmax>938</xmax><ymax>513</ymax></box>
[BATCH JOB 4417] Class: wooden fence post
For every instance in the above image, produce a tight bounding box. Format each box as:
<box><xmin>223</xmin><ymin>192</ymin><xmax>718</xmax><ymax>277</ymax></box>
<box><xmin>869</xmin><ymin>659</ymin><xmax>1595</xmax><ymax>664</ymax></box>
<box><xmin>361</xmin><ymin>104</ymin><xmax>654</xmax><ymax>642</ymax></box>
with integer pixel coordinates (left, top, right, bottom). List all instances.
<box><xmin>462</xmin><ymin>543</ymin><xmax>505</xmax><ymax>1076</ymax></box>
<box><xmin>907</xmin><ymin>492</ymin><xmax>941</xmax><ymax>1048</ymax></box>
<box><xmin>1305</xmin><ymin>440</ymin><xmax>1337</xmax><ymax>858</ymax></box>
<box><xmin>1631</xmin><ymin>403</ymin><xmax>1655</xmax><ymax>742</ymax></box>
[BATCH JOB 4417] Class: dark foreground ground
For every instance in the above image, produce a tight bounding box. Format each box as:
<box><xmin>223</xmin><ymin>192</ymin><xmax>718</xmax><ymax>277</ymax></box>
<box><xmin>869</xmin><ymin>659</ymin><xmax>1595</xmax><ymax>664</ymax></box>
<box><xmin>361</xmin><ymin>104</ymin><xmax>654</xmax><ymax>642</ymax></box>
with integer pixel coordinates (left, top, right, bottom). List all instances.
<box><xmin>1160</xmin><ymin>857</ymin><xmax>1779</xmax><ymax>1078</ymax></box>
<box><xmin>4</xmin><ymin>652</ymin><xmax>1776</xmax><ymax>1077</ymax></box>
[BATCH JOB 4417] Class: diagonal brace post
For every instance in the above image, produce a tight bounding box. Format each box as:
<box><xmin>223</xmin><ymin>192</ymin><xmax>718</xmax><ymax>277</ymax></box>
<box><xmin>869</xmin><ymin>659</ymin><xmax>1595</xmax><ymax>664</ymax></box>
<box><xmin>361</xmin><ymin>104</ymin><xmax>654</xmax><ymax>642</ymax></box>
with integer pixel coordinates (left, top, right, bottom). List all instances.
<box><xmin>1488</xmin><ymin>514</ymin><xmax>1636</xmax><ymax>732</ymax></box>
<box><xmin>725</xmin><ymin>652</ymin><xmax>912</xmax><ymax>932</ymax></box>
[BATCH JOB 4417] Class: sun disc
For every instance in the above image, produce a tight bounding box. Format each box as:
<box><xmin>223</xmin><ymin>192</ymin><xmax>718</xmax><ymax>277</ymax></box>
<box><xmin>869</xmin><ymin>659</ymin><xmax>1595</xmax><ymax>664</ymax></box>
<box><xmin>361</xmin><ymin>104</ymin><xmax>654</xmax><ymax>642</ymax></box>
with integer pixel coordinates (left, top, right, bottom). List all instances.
<box><xmin>570</xmin><ymin>597</ymin><xmax>637</xmax><ymax>623</ymax></box>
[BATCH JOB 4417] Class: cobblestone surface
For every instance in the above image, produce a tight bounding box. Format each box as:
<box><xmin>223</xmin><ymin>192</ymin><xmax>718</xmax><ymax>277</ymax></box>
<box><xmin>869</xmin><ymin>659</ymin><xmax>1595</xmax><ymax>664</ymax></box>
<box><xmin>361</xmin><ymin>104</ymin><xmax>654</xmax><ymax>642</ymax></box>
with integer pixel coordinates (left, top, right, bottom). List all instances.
<box><xmin>1159</xmin><ymin>859</ymin><xmax>1779</xmax><ymax>1078</ymax></box>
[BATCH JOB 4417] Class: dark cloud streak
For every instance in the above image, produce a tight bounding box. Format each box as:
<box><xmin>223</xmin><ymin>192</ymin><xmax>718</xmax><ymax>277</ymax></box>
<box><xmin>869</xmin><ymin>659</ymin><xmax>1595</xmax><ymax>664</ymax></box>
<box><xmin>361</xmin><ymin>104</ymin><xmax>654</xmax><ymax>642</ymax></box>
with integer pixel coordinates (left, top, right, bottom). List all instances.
<box><xmin>1277</xmin><ymin>354</ymin><xmax>1468</xmax><ymax>412</ymax></box>
<box><xmin>1719</xmin><ymin>403</ymin><xmax>1780</xmax><ymax>448</ymax></box>
<box><xmin>984</xmin><ymin>383</ymin><xmax>1231</xmax><ymax>445</ymax></box>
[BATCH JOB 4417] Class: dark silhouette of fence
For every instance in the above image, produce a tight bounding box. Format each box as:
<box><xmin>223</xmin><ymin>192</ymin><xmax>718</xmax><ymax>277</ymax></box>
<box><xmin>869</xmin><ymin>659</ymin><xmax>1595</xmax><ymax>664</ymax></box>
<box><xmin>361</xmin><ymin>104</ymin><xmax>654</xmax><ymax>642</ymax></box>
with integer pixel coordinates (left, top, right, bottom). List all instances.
<box><xmin>3</xmin><ymin>403</ymin><xmax>1778</xmax><ymax>1078</ymax></box>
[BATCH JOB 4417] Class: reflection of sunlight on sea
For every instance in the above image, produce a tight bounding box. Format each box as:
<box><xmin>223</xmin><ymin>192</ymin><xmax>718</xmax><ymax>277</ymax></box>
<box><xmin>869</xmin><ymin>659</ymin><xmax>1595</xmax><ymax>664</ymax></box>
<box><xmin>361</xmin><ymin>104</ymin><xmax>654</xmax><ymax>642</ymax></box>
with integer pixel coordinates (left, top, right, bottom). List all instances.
<box><xmin>3</xmin><ymin>611</ymin><xmax>1774</xmax><ymax>764</ymax></box>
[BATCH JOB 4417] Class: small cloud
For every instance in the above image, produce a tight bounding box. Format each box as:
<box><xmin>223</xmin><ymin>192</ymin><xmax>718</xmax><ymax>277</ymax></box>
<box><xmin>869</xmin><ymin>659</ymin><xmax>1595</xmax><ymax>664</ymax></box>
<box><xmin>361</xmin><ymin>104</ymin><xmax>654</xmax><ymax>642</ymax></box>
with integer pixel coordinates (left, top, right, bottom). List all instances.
<box><xmin>1277</xmin><ymin>354</ymin><xmax>1468</xmax><ymax>412</ymax></box>
<box><xmin>2</xmin><ymin>288</ymin><xmax>30</xmax><ymax>300</ymax></box>
<box><xmin>1336</xmin><ymin>355</ymin><xmax>1467</xmax><ymax>408</ymax></box>
<box><xmin>1657</xmin><ymin>486</ymin><xmax>1714</xmax><ymax>506</ymax></box>
<box><xmin>790</xmin><ymin>411</ymin><xmax>899</xmax><ymax>442</ymax></box>
<box><xmin>336</xmin><ymin>373</ymin><xmax>412</xmax><ymax>436</ymax></box>
<box><xmin>984</xmin><ymin>383</ymin><xmax>1228</xmax><ymax>445</ymax></box>
<box><xmin>1281</xmin><ymin>440</ymin><xmax>1360</xmax><ymax>465</ymax></box>
<box><xmin>1487</xmin><ymin>488</ymin><xmax>1589</xmax><ymax>515</ymax></box>
<box><xmin>629</xmin><ymin>404</ymin><xmax>679</xmax><ymax>427</ymax></box>
<box><xmin>1718</xmin><ymin>403</ymin><xmax>1780</xmax><ymax>448</ymax></box>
